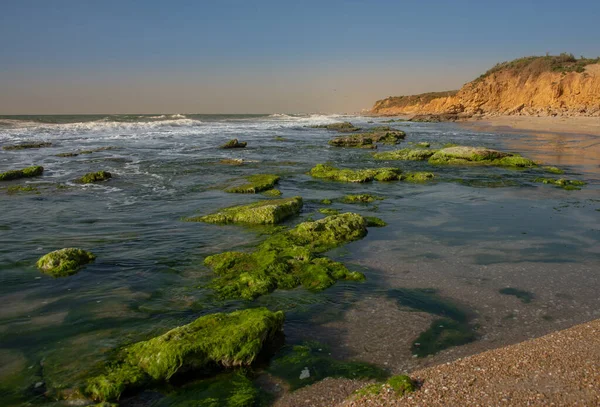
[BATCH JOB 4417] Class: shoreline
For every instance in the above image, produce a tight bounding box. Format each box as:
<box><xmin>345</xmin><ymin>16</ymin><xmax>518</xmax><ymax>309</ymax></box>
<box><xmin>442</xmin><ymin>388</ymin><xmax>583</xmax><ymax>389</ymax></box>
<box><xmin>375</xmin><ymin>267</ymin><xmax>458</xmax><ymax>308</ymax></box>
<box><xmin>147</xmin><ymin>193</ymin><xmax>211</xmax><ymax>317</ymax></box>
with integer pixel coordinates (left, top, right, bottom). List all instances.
<box><xmin>342</xmin><ymin>318</ymin><xmax>600</xmax><ymax>406</ymax></box>
<box><xmin>459</xmin><ymin>115</ymin><xmax>600</xmax><ymax>137</ymax></box>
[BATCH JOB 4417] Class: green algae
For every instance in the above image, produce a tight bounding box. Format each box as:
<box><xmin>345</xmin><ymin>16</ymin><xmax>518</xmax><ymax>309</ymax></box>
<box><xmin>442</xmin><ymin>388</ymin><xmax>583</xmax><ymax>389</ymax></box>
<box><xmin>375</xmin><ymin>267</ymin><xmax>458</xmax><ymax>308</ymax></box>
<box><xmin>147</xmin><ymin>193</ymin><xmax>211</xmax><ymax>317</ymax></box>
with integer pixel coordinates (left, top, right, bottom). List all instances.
<box><xmin>226</xmin><ymin>174</ymin><xmax>280</xmax><ymax>193</ymax></box>
<box><xmin>534</xmin><ymin>177</ymin><xmax>586</xmax><ymax>190</ymax></box>
<box><xmin>343</xmin><ymin>194</ymin><xmax>384</xmax><ymax>204</ymax></box>
<box><xmin>6</xmin><ymin>185</ymin><xmax>39</xmax><ymax>194</ymax></box>
<box><xmin>499</xmin><ymin>287</ymin><xmax>534</xmax><ymax>303</ymax></box>
<box><xmin>204</xmin><ymin>213</ymin><xmax>368</xmax><ymax>300</ymax></box>
<box><xmin>428</xmin><ymin>146</ymin><xmax>536</xmax><ymax>167</ymax></box>
<box><xmin>274</xmin><ymin>136</ymin><xmax>286</xmax><ymax>141</ymax></box>
<box><xmin>388</xmin><ymin>288</ymin><xmax>476</xmax><ymax>357</ymax></box>
<box><xmin>156</xmin><ymin>372</ymin><xmax>259</xmax><ymax>407</ymax></box>
<box><xmin>543</xmin><ymin>166</ymin><xmax>565</xmax><ymax>175</ymax></box>
<box><xmin>318</xmin><ymin>208</ymin><xmax>340</xmax><ymax>215</ymax></box>
<box><xmin>373</xmin><ymin>148</ymin><xmax>437</xmax><ymax>161</ymax></box>
<box><xmin>456</xmin><ymin>178</ymin><xmax>519</xmax><ymax>188</ymax></box>
<box><xmin>311</xmin><ymin>122</ymin><xmax>361</xmax><ymax>132</ymax></box>
<box><xmin>328</xmin><ymin>130</ymin><xmax>406</xmax><ymax>148</ymax></box>
<box><xmin>416</xmin><ymin>142</ymin><xmax>431</xmax><ymax>148</ymax></box>
<box><xmin>36</xmin><ymin>248</ymin><xmax>96</xmax><ymax>277</ymax></box>
<box><xmin>320</xmin><ymin>199</ymin><xmax>333</xmax><ymax>205</ymax></box>
<box><xmin>78</xmin><ymin>171</ymin><xmax>112</xmax><ymax>184</ymax></box>
<box><xmin>186</xmin><ymin>196</ymin><xmax>303</xmax><ymax>225</ymax></box>
<box><xmin>401</xmin><ymin>172</ymin><xmax>435</xmax><ymax>182</ymax></box>
<box><xmin>220</xmin><ymin>139</ymin><xmax>247</xmax><ymax>149</ymax></box>
<box><xmin>86</xmin><ymin>308</ymin><xmax>284</xmax><ymax>401</ymax></box>
<box><xmin>309</xmin><ymin>164</ymin><xmax>402</xmax><ymax>183</ymax></box>
<box><xmin>354</xmin><ymin>374</ymin><xmax>416</xmax><ymax>398</ymax></box>
<box><xmin>364</xmin><ymin>216</ymin><xmax>387</xmax><ymax>227</ymax></box>
<box><xmin>262</xmin><ymin>189</ymin><xmax>282</xmax><ymax>197</ymax></box>
<box><xmin>0</xmin><ymin>165</ymin><xmax>44</xmax><ymax>181</ymax></box>
<box><xmin>267</xmin><ymin>341</ymin><xmax>387</xmax><ymax>390</ymax></box>
<box><xmin>3</xmin><ymin>142</ymin><xmax>52</xmax><ymax>150</ymax></box>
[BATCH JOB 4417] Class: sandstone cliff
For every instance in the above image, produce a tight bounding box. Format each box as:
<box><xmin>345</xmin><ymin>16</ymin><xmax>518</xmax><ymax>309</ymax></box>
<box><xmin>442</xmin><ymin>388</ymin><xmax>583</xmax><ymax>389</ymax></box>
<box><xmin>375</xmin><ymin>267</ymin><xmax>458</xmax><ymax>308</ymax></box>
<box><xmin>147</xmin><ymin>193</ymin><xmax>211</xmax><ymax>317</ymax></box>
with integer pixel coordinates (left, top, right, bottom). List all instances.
<box><xmin>371</xmin><ymin>55</ymin><xmax>600</xmax><ymax>117</ymax></box>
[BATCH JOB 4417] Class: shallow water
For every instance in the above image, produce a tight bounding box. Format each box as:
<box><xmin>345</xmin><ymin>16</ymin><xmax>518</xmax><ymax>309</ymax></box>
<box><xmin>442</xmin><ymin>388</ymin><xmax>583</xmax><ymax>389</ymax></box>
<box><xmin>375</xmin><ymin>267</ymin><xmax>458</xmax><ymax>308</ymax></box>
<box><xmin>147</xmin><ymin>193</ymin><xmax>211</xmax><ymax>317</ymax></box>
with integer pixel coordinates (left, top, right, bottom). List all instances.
<box><xmin>0</xmin><ymin>114</ymin><xmax>599</xmax><ymax>405</ymax></box>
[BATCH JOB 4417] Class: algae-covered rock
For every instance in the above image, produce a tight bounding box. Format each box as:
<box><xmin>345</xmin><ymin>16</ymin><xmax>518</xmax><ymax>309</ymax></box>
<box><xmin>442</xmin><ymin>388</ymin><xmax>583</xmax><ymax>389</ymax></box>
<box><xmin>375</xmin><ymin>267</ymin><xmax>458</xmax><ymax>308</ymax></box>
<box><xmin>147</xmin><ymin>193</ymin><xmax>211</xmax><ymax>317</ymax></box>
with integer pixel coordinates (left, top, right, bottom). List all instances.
<box><xmin>309</xmin><ymin>164</ymin><xmax>402</xmax><ymax>183</ymax></box>
<box><xmin>262</xmin><ymin>188</ymin><xmax>282</xmax><ymax>197</ymax></box>
<box><xmin>3</xmin><ymin>142</ymin><xmax>52</xmax><ymax>150</ymax></box>
<box><xmin>155</xmin><ymin>372</ymin><xmax>259</xmax><ymax>407</ymax></box>
<box><xmin>204</xmin><ymin>213</ymin><xmax>368</xmax><ymax>299</ymax></box>
<box><xmin>543</xmin><ymin>166</ymin><xmax>564</xmax><ymax>175</ymax></box>
<box><xmin>219</xmin><ymin>158</ymin><xmax>244</xmax><ymax>165</ymax></box>
<box><xmin>6</xmin><ymin>185</ymin><xmax>39</xmax><ymax>194</ymax></box>
<box><xmin>328</xmin><ymin>130</ymin><xmax>406</xmax><ymax>148</ymax></box>
<box><xmin>402</xmin><ymin>172</ymin><xmax>435</xmax><ymax>182</ymax></box>
<box><xmin>56</xmin><ymin>152</ymin><xmax>79</xmax><ymax>157</ymax></box>
<box><xmin>86</xmin><ymin>308</ymin><xmax>284</xmax><ymax>401</ymax></box>
<box><xmin>534</xmin><ymin>177</ymin><xmax>586</xmax><ymax>190</ymax></box>
<box><xmin>186</xmin><ymin>196</ymin><xmax>303</xmax><ymax>225</ymax></box>
<box><xmin>320</xmin><ymin>199</ymin><xmax>333</xmax><ymax>205</ymax></box>
<box><xmin>416</xmin><ymin>142</ymin><xmax>431</xmax><ymax>148</ymax></box>
<box><xmin>311</xmin><ymin>122</ymin><xmax>360</xmax><ymax>132</ymax></box>
<box><xmin>318</xmin><ymin>208</ymin><xmax>340</xmax><ymax>216</ymax></box>
<box><xmin>373</xmin><ymin>148</ymin><xmax>437</xmax><ymax>161</ymax></box>
<box><xmin>79</xmin><ymin>171</ymin><xmax>112</xmax><ymax>183</ymax></box>
<box><xmin>220</xmin><ymin>139</ymin><xmax>247</xmax><ymax>149</ymax></box>
<box><xmin>343</xmin><ymin>194</ymin><xmax>384</xmax><ymax>203</ymax></box>
<box><xmin>0</xmin><ymin>166</ymin><xmax>44</xmax><ymax>181</ymax></box>
<box><xmin>267</xmin><ymin>342</ymin><xmax>387</xmax><ymax>390</ymax></box>
<box><xmin>354</xmin><ymin>375</ymin><xmax>416</xmax><ymax>398</ymax></box>
<box><xmin>36</xmin><ymin>248</ymin><xmax>96</xmax><ymax>277</ymax></box>
<box><xmin>364</xmin><ymin>216</ymin><xmax>387</xmax><ymax>227</ymax></box>
<box><xmin>428</xmin><ymin>146</ymin><xmax>536</xmax><ymax>167</ymax></box>
<box><xmin>226</xmin><ymin>174</ymin><xmax>280</xmax><ymax>193</ymax></box>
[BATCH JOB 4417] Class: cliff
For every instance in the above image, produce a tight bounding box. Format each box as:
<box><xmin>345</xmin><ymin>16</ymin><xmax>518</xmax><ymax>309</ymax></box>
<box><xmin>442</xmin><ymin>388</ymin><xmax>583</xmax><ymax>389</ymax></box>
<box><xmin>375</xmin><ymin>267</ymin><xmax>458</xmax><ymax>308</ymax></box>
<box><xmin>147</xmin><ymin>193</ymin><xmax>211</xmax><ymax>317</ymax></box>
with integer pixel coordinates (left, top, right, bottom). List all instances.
<box><xmin>371</xmin><ymin>54</ymin><xmax>600</xmax><ymax>117</ymax></box>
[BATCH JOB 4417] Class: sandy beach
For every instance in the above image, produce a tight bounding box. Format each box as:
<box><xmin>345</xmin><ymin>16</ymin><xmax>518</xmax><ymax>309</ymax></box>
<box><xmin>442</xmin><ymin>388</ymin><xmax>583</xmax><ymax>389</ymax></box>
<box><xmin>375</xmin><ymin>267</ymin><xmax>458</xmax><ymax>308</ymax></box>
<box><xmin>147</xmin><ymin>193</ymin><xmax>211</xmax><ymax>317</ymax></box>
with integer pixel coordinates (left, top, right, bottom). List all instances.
<box><xmin>341</xmin><ymin>318</ymin><xmax>600</xmax><ymax>406</ymax></box>
<box><xmin>461</xmin><ymin>115</ymin><xmax>600</xmax><ymax>137</ymax></box>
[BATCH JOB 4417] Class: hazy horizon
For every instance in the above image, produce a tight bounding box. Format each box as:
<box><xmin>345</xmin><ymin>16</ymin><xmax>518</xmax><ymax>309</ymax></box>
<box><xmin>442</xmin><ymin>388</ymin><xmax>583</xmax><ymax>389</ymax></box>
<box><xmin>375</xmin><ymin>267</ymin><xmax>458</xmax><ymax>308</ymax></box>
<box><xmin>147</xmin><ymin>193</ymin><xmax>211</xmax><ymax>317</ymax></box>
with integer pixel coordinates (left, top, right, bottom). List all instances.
<box><xmin>2</xmin><ymin>0</ymin><xmax>599</xmax><ymax>115</ymax></box>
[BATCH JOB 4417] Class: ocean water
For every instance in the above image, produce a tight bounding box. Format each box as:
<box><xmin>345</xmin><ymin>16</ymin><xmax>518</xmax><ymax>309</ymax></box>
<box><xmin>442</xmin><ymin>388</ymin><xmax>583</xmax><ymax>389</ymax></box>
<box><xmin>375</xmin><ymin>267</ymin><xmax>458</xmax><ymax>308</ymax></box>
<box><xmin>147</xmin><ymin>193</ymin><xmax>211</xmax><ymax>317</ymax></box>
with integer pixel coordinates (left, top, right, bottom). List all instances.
<box><xmin>0</xmin><ymin>114</ymin><xmax>599</xmax><ymax>405</ymax></box>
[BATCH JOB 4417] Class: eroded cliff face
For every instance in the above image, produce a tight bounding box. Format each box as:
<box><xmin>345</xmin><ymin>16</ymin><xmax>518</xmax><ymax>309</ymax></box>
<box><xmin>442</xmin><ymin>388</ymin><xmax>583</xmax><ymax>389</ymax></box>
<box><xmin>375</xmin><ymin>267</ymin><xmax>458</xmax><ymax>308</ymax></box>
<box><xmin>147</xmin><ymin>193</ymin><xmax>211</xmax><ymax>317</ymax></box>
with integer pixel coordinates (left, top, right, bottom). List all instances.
<box><xmin>372</xmin><ymin>64</ymin><xmax>600</xmax><ymax>117</ymax></box>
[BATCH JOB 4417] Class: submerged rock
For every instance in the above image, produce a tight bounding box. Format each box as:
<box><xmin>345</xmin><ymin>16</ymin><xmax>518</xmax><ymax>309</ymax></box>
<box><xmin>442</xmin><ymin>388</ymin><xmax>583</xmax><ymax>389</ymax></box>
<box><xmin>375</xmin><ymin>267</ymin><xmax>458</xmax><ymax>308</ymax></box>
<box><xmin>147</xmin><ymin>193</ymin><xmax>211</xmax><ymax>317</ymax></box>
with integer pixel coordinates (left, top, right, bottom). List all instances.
<box><xmin>401</xmin><ymin>172</ymin><xmax>435</xmax><ymax>182</ymax></box>
<box><xmin>220</xmin><ymin>139</ymin><xmax>247</xmax><ymax>149</ymax></box>
<box><xmin>262</xmin><ymin>188</ymin><xmax>282</xmax><ymax>197</ymax></box>
<box><xmin>78</xmin><ymin>171</ymin><xmax>112</xmax><ymax>183</ymax></box>
<box><xmin>373</xmin><ymin>148</ymin><xmax>437</xmax><ymax>161</ymax></box>
<box><xmin>218</xmin><ymin>158</ymin><xmax>244</xmax><ymax>165</ymax></box>
<box><xmin>204</xmin><ymin>213</ymin><xmax>369</xmax><ymax>299</ymax></box>
<box><xmin>225</xmin><ymin>174</ymin><xmax>280</xmax><ymax>193</ymax></box>
<box><xmin>534</xmin><ymin>177</ymin><xmax>586</xmax><ymax>190</ymax></box>
<box><xmin>36</xmin><ymin>248</ymin><xmax>96</xmax><ymax>277</ymax></box>
<box><xmin>364</xmin><ymin>216</ymin><xmax>387</xmax><ymax>227</ymax></box>
<box><xmin>86</xmin><ymin>308</ymin><xmax>284</xmax><ymax>401</ymax></box>
<box><xmin>343</xmin><ymin>194</ymin><xmax>384</xmax><ymax>203</ymax></box>
<box><xmin>311</xmin><ymin>122</ymin><xmax>361</xmax><ymax>132</ymax></box>
<box><xmin>543</xmin><ymin>166</ymin><xmax>564</xmax><ymax>175</ymax></box>
<box><xmin>3</xmin><ymin>142</ymin><xmax>52</xmax><ymax>150</ymax></box>
<box><xmin>6</xmin><ymin>185</ymin><xmax>39</xmax><ymax>194</ymax></box>
<box><xmin>186</xmin><ymin>196</ymin><xmax>303</xmax><ymax>225</ymax></box>
<box><xmin>318</xmin><ymin>208</ymin><xmax>340</xmax><ymax>215</ymax></box>
<box><xmin>428</xmin><ymin>146</ymin><xmax>536</xmax><ymax>167</ymax></box>
<box><xmin>0</xmin><ymin>166</ymin><xmax>44</xmax><ymax>181</ymax></box>
<box><xmin>309</xmin><ymin>164</ymin><xmax>402</xmax><ymax>183</ymax></box>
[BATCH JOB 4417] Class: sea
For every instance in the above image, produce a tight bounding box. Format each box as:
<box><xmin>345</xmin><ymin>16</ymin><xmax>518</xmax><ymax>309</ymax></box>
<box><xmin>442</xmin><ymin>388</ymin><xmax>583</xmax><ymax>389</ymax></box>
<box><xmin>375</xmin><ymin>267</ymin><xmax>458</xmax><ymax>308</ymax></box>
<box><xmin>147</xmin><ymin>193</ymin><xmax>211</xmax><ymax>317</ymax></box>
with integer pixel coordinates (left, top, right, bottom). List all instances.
<box><xmin>0</xmin><ymin>113</ymin><xmax>599</xmax><ymax>405</ymax></box>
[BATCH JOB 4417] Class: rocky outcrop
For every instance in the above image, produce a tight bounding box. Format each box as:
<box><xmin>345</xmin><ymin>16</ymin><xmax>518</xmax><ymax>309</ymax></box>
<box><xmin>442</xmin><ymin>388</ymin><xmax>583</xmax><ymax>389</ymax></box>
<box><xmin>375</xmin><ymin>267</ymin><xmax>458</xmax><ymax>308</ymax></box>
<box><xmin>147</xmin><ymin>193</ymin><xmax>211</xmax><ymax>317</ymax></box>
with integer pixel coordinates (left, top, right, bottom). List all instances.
<box><xmin>371</xmin><ymin>55</ymin><xmax>600</xmax><ymax>117</ymax></box>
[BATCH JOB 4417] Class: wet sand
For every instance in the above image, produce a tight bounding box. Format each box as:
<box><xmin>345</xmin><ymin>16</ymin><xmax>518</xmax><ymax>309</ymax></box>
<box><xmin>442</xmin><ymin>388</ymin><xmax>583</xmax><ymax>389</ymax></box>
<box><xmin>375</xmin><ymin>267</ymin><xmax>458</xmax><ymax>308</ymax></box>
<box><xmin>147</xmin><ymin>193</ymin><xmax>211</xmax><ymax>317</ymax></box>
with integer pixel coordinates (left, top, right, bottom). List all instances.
<box><xmin>461</xmin><ymin>115</ymin><xmax>600</xmax><ymax>137</ymax></box>
<box><xmin>341</xmin><ymin>319</ymin><xmax>600</xmax><ymax>406</ymax></box>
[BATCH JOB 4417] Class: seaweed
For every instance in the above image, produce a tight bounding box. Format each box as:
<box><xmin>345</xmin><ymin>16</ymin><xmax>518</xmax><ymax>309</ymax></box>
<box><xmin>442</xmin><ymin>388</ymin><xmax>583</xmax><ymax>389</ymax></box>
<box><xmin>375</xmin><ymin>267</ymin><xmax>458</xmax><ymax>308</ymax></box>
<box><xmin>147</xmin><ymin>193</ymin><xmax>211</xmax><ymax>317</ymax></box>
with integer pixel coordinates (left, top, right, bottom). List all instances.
<box><xmin>186</xmin><ymin>197</ymin><xmax>302</xmax><ymax>225</ymax></box>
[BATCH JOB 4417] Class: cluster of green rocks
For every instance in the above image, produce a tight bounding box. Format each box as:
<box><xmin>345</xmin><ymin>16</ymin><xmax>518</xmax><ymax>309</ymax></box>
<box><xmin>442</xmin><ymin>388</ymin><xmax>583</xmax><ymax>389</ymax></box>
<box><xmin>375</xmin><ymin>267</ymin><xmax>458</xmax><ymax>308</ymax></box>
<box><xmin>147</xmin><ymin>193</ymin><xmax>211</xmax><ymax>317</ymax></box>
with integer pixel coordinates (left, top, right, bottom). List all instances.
<box><xmin>309</xmin><ymin>164</ymin><xmax>434</xmax><ymax>183</ymax></box>
<box><xmin>534</xmin><ymin>177</ymin><xmax>586</xmax><ymax>190</ymax></box>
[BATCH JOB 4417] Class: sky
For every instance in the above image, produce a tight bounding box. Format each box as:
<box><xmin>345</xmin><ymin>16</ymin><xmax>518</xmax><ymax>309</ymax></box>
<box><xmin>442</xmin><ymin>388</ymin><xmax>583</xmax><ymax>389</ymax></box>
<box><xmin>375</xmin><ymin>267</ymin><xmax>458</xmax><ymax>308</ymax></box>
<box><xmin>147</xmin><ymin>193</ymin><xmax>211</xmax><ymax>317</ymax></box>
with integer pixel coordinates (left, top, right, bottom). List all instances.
<box><xmin>1</xmin><ymin>0</ymin><xmax>599</xmax><ymax>114</ymax></box>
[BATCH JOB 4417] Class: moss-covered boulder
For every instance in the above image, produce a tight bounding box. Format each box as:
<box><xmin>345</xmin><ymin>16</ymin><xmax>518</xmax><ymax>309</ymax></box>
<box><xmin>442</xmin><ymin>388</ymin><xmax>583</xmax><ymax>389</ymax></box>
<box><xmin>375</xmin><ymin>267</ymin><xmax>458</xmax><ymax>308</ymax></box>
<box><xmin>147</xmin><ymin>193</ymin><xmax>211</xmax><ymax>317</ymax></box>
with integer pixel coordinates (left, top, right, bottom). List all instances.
<box><xmin>0</xmin><ymin>166</ymin><xmax>44</xmax><ymax>181</ymax></box>
<box><xmin>3</xmin><ymin>142</ymin><xmax>52</xmax><ymax>150</ymax></box>
<box><xmin>534</xmin><ymin>177</ymin><xmax>586</xmax><ymax>190</ymax></box>
<box><xmin>402</xmin><ymin>172</ymin><xmax>435</xmax><ymax>182</ymax></box>
<box><xmin>354</xmin><ymin>375</ymin><xmax>416</xmax><ymax>398</ymax></box>
<box><xmin>36</xmin><ymin>248</ymin><xmax>96</xmax><ymax>277</ymax></box>
<box><xmin>186</xmin><ymin>196</ymin><xmax>303</xmax><ymax>225</ymax></box>
<box><xmin>328</xmin><ymin>130</ymin><xmax>406</xmax><ymax>148</ymax></box>
<box><xmin>309</xmin><ymin>164</ymin><xmax>402</xmax><ymax>183</ymax></box>
<box><xmin>78</xmin><ymin>171</ymin><xmax>112</xmax><ymax>183</ymax></box>
<box><xmin>220</xmin><ymin>139</ymin><xmax>247</xmax><ymax>149</ymax></box>
<box><xmin>86</xmin><ymin>308</ymin><xmax>284</xmax><ymax>401</ymax></box>
<box><xmin>204</xmin><ymin>213</ymin><xmax>369</xmax><ymax>299</ymax></box>
<box><xmin>428</xmin><ymin>146</ymin><xmax>536</xmax><ymax>167</ymax></box>
<box><xmin>311</xmin><ymin>122</ymin><xmax>361</xmax><ymax>132</ymax></box>
<box><xmin>225</xmin><ymin>174</ymin><xmax>280</xmax><ymax>193</ymax></box>
<box><xmin>343</xmin><ymin>194</ymin><xmax>384</xmax><ymax>203</ymax></box>
<box><xmin>373</xmin><ymin>148</ymin><xmax>437</xmax><ymax>161</ymax></box>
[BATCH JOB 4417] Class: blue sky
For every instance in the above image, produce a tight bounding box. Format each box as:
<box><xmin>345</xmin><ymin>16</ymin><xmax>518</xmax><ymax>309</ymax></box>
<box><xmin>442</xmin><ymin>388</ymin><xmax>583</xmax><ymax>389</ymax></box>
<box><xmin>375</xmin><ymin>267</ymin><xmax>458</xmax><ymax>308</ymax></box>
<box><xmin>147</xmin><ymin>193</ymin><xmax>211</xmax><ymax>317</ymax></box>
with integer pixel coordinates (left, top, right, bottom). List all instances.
<box><xmin>1</xmin><ymin>0</ymin><xmax>599</xmax><ymax>113</ymax></box>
